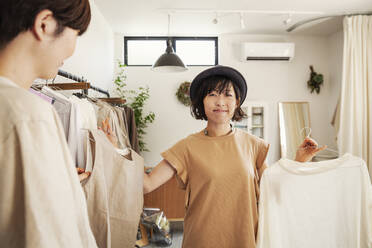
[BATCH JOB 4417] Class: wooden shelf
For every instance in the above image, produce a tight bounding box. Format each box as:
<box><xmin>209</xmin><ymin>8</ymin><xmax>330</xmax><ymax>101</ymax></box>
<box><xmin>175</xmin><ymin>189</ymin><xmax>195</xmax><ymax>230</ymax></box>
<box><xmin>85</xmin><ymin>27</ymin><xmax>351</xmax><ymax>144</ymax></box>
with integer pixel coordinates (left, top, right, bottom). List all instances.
<box><xmin>144</xmin><ymin>173</ymin><xmax>185</xmax><ymax>219</ymax></box>
<box><xmin>235</xmin><ymin>125</ymin><xmax>248</xmax><ymax>128</ymax></box>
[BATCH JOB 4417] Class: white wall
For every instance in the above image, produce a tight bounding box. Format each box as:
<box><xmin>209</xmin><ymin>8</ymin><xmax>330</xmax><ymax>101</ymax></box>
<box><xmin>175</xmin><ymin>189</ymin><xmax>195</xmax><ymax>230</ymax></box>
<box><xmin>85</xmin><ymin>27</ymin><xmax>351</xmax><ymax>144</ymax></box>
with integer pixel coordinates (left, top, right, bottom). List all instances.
<box><xmin>327</xmin><ymin>30</ymin><xmax>344</xmax><ymax>149</ymax></box>
<box><xmin>113</xmin><ymin>33</ymin><xmax>343</xmax><ymax>166</ymax></box>
<box><xmin>57</xmin><ymin>0</ymin><xmax>114</xmax><ymax>92</ymax></box>
<box><xmin>219</xmin><ymin>34</ymin><xmax>334</xmax><ymax>163</ymax></box>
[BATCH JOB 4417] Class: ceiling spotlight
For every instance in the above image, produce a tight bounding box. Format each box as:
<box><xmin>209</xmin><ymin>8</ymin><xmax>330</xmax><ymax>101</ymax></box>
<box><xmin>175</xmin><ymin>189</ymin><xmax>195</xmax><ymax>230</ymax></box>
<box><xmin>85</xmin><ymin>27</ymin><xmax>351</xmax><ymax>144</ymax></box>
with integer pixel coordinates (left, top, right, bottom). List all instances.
<box><xmin>283</xmin><ymin>14</ymin><xmax>292</xmax><ymax>25</ymax></box>
<box><xmin>212</xmin><ymin>12</ymin><xmax>218</xmax><ymax>24</ymax></box>
<box><xmin>240</xmin><ymin>13</ymin><xmax>245</xmax><ymax>29</ymax></box>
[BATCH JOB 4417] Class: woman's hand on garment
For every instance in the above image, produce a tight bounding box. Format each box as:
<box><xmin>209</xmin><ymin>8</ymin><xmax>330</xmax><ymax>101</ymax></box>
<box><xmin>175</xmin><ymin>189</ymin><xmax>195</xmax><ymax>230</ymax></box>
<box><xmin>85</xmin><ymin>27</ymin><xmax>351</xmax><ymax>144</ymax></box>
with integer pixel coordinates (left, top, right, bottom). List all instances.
<box><xmin>76</xmin><ymin>168</ymin><xmax>91</xmax><ymax>182</ymax></box>
<box><xmin>143</xmin><ymin>159</ymin><xmax>176</xmax><ymax>194</ymax></box>
<box><xmin>99</xmin><ymin>118</ymin><xmax>119</xmax><ymax>148</ymax></box>
<box><xmin>295</xmin><ymin>137</ymin><xmax>327</xmax><ymax>162</ymax></box>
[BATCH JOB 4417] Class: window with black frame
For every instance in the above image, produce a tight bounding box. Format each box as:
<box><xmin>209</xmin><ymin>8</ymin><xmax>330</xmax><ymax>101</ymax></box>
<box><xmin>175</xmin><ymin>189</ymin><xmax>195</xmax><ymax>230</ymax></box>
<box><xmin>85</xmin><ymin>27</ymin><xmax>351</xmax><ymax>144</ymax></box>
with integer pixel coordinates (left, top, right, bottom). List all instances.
<box><xmin>124</xmin><ymin>37</ymin><xmax>218</xmax><ymax>66</ymax></box>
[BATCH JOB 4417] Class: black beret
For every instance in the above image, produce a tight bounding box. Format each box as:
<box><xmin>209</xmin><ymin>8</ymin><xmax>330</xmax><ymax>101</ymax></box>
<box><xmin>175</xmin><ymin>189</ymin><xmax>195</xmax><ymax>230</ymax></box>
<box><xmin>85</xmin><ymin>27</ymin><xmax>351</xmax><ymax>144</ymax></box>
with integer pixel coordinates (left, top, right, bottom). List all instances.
<box><xmin>190</xmin><ymin>65</ymin><xmax>247</xmax><ymax>105</ymax></box>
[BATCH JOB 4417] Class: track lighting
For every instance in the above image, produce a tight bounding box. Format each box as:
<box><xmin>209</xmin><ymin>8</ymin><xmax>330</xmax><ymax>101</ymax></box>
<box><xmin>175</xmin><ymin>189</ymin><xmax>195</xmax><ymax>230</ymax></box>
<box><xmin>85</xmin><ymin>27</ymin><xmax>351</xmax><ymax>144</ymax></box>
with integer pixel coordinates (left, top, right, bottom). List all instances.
<box><xmin>212</xmin><ymin>12</ymin><xmax>218</xmax><ymax>24</ymax></box>
<box><xmin>240</xmin><ymin>13</ymin><xmax>245</xmax><ymax>29</ymax></box>
<box><xmin>283</xmin><ymin>14</ymin><xmax>292</xmax><ymax>25</ymax></box>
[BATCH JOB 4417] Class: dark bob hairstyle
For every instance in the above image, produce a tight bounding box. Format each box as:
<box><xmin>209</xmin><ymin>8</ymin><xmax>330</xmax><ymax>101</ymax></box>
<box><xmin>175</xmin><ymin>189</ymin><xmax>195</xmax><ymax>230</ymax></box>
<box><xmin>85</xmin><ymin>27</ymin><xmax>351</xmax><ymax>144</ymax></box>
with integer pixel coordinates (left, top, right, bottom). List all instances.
<box><xmin>0</xmin><ymin>0</ymin><xmax>91</xmax><ymax>50</ymax></box>
<box><xmin>191</xmin><ymin>75</ymin><xmax>247</xmax><ymax>121</ymax></box>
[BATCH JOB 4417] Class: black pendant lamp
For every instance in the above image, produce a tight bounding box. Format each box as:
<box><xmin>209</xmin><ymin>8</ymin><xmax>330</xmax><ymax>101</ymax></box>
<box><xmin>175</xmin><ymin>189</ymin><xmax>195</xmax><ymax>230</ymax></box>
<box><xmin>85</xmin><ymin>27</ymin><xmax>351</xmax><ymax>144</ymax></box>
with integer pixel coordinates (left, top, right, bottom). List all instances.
<box><xmin>152</xmin><ymin>14</ymin><xmax>188</xmax><ymax>72</ymax></box>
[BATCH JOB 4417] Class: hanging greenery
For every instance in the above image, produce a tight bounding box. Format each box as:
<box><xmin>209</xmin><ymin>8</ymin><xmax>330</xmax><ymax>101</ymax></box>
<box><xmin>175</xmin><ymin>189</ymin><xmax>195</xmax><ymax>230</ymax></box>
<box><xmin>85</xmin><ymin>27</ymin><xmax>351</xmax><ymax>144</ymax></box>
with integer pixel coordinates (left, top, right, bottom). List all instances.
<box><xmin>176</xmin><ymin>81</ymin><xmax>191</xmax><ymax>106</ymax></box>
<box><xmin>307</xmin><ymin>65</ymin><xmax>324</xmax><ymax>94</ymax></box>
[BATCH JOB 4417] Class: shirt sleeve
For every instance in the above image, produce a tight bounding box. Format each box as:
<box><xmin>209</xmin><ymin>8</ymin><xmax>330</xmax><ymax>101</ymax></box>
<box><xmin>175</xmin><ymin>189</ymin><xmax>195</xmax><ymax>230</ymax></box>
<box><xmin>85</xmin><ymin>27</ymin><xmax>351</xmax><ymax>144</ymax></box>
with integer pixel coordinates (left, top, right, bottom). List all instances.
<box><xmin>361</xmin><ymin>160</ymin><xmax>372</xmax><ymax>245</ymax></box>
<box><xmin>161</xmin><ymin>138</ymin><xmax>189</xmax><ymax>189</ymax></box>
<box><xmin>256</xmin><ymin>171</ymin><xmax>270</xmax><ymax>248</ymax></box>
<box><xmin>0</xmin><ymin>118</ymin><xmax>96</xmax><ymax>247</ymax></box>
<box><xmin>256</xmin><ymin>139</ymin><xmax>270</xmax><ymax>181</ymax></box>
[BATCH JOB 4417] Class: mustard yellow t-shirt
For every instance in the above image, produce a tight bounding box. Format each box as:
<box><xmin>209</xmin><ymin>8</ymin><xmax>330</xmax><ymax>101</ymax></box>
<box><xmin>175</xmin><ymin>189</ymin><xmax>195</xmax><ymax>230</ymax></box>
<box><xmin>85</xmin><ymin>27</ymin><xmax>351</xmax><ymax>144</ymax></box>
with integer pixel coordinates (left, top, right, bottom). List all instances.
<box><xmin>161</xmin><ymin>128</ymin><xmax>269</xmax><ymax>248</ymax></box>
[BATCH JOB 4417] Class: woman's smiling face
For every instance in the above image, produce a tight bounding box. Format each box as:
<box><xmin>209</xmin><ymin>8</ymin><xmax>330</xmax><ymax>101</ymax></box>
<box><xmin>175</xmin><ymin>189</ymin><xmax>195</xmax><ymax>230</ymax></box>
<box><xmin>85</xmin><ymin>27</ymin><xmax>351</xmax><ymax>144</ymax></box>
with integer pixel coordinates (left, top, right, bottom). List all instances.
<box><xmin>203</xmin><ymin>82</ymin><xmax>239</xmax><ymax>124</ymax></box>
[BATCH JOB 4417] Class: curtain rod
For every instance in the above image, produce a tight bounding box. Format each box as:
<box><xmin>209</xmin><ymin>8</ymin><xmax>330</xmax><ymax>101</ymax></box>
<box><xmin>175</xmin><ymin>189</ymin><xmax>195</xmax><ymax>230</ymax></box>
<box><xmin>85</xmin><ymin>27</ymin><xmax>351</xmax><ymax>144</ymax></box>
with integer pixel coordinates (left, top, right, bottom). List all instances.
<box><xmin>286</xmin><ymin>11</ymin><xmax>372</xmax><ymax>32</ymax></box>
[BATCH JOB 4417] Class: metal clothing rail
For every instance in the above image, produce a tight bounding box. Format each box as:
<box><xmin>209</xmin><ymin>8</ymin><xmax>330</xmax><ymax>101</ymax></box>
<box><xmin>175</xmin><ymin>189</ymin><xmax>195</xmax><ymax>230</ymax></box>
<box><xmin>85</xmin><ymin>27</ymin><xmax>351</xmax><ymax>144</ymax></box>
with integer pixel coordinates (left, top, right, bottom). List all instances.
<box><xmin>57</xmin><ymin>69</ymin><xmax>86</xmax><ymax>82</ymax></box>
<box><xmin>90</xmin><ymin>85</ymin><xmax>111</xmax><ymax>98</ymax></box>
<box><xmin>57</xmin><ymin>69</ymin><xmax>110</xmax><ymax>97</ymax></box>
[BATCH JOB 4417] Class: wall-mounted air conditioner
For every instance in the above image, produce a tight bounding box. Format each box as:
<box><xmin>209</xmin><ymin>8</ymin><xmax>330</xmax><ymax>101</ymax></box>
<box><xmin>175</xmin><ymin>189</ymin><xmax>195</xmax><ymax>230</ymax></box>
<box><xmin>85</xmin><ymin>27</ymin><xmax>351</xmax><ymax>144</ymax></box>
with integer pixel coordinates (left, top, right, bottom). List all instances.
<box><xmin>241</xmin><ymin>42</ymin><xmax>295</xmax><ymax>61</ymax></box>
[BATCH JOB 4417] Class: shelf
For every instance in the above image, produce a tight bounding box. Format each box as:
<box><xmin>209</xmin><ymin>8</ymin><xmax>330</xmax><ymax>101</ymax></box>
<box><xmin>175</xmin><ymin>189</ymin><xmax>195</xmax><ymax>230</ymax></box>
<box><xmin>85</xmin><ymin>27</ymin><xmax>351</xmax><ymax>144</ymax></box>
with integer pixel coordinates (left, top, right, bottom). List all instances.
<box><xmin>235</xmin><ymin>125</ymin><xmax>248</xmax><ymax>128</ymax></box>
<box><xmin>237</xmin><ymin>102</ymin><xmax>267</xmax><ymax>140</ymax></box>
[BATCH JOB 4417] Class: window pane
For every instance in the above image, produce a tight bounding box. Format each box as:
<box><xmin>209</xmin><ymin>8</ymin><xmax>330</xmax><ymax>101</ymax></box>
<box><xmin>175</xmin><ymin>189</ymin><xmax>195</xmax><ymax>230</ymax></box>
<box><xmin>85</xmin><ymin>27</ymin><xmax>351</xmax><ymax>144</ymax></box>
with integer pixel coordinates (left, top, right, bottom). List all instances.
<box><xmin>176</xmin><ymin>40</ymin><xmax>216</xmax><ymax>65</ymax></box>
<box><xmin>127</xmin><ymin>40</ymin><xmax>166</xmax><ymax>65</ymax></box>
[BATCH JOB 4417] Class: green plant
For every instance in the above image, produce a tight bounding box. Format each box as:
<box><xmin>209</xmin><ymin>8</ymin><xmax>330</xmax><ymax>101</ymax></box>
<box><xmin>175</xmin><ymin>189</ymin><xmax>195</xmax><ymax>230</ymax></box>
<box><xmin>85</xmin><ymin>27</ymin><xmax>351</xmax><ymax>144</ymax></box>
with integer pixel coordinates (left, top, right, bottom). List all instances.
<box><xmin>114</xmin><ymin>61</ymin><xmax>155</xmax><ymax>152</ymax></box>
<box><xmin>307</xmin><ymin>65</ymin><xmax>324</xmax><ymax>94</ymax></box>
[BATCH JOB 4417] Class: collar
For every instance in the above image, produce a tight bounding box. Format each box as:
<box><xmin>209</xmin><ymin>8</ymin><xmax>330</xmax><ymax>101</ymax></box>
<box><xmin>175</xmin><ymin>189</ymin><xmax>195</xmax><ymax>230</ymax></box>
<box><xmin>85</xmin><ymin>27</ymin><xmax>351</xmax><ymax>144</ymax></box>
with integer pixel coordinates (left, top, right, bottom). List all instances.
<box><xmin>204</xmin><ymin>124</ymin><xmax>234</xmax><ymax>136</ymax></box>
<box><xmin>0</xmin><ymin>76</ymin><xmax>21</xmax><ymax>88</ymax></box>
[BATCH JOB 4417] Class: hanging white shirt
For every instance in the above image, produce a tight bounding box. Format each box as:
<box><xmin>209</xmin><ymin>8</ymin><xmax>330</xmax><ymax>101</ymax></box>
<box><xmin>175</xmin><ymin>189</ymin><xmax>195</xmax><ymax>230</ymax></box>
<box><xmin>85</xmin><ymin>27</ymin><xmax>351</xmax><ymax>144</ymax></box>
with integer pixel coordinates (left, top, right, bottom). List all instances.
<box><xmin>0</xmin><ymin>77</ymin><xmax>97</xmax><ymax>247</ymax></box>
<box><xmin>41</xmin><ymin>86</ymin><xmax>72</xmax><ymax>141</ymax></box>
<box><xmin>257</xmin><ymin>153</ymin><xmax>372</xmax><ymax>248</ymax></box>
<box><xmin>69</xmin><ymin>96</ymin><xmax>97</xmax><ymax>169</ymax></box>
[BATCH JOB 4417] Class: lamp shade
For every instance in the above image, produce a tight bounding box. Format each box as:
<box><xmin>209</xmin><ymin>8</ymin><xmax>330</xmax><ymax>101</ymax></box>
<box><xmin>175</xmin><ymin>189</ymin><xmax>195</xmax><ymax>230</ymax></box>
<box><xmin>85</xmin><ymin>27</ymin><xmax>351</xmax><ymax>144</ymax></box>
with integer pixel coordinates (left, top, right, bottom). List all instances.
<box><xmin>152</xmin><ymin>39</ymin><xmax>188</xmax><ymax>72</ymax></box>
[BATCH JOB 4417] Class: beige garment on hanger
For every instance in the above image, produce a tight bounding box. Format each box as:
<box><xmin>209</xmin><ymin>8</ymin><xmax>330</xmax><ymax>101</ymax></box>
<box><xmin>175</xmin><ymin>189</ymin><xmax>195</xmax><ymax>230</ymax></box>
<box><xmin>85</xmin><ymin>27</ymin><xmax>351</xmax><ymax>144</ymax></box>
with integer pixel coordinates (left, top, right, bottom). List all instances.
<box><xmin>82</xmin><ymin>130</ymin><xmax>144</xmax><ymax>248</ymax></box>
<box><xmin>113</xmin><ymin>106</ymin><xmax>132</xmax><ymax>149</ymax></box>
<box><xmin>94</xmin><ymin>100</ymin><xmax>131</xmax><ymax>150</ymax></box>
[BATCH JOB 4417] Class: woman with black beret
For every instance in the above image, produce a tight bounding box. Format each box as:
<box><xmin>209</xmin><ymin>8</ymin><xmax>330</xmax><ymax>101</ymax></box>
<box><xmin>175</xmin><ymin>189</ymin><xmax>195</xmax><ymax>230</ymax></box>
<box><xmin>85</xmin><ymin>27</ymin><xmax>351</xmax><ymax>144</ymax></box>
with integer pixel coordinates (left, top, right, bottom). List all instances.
<box><xmin>143</xmin><ymin>65</ymin><xmax>325</xmax><ymax>248</ymax></box>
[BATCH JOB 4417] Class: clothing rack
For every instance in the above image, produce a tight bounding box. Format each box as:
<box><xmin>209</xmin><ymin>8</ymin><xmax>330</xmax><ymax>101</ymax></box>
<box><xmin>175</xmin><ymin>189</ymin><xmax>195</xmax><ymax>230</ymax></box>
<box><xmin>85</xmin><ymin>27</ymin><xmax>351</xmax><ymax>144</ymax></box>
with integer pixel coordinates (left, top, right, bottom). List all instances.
<box><xmin>57</xmin><ymin>70</ymin><xmax>111</xmax><ymax>97</ymax></box>
<box><xmin>57</xmin><ymin>70</ymin><xmax>126</xmax><ymax>104</ymax></box>
<box><xmin>33</xmin><ymin>70</ymin><xmax>127</xmax><ymax>103</ymax></box>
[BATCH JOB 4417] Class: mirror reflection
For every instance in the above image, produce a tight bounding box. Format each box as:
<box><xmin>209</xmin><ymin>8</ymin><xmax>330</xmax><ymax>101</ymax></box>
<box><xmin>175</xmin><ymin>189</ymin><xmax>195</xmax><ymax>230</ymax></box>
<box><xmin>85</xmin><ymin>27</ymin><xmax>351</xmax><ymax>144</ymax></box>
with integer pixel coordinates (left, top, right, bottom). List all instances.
<box><xmin>279</xmin><ymin>102</ymin><xmax>310</xmax><ymax>159</ymax></box>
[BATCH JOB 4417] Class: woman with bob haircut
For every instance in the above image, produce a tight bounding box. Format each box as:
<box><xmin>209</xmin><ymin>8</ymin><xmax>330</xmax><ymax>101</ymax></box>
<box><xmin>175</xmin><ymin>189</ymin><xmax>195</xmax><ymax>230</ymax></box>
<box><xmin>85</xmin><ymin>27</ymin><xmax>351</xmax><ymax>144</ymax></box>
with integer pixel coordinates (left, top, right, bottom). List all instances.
<box><xmin>142</xmin><ymin>65</ymin><xmax>325</xmax><ymax>248</ymax></box>
<box><xmin>0</xmin><ymin>0</ymin><xmax>99</xmax><ymax>247</ymax></box>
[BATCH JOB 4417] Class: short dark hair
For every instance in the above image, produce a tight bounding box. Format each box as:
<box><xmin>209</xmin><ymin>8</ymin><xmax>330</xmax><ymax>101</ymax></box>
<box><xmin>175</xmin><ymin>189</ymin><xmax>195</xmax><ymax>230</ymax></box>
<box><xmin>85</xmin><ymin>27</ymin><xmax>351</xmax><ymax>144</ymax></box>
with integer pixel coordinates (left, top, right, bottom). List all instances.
<box><xmin>191</xmin><ymin>75</ymin><xmax>247</xmax><ymax>121</ymax></box>
<box><xmin>0</xmin><ymin>0</ymin><xmax>91</xmax><ymax>50</ymax></box>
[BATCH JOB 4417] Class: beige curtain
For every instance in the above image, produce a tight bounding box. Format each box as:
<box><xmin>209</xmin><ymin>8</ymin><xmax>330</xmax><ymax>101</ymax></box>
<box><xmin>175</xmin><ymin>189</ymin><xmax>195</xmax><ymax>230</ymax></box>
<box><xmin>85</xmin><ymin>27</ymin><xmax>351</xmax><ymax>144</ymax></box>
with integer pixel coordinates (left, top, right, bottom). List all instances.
<box><xmin>337</xmin><ymin>15</ymin><xmax>372</xmax><ymax>176</ymax></box>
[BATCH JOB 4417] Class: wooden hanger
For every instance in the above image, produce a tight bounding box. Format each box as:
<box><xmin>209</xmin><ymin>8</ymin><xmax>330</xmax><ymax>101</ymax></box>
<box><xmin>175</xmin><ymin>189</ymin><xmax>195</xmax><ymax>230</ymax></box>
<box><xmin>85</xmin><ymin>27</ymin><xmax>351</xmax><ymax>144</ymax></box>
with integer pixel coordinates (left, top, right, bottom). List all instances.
<box><xmin>33</xmin><ymin>82</ymin><xmax>90</xmax><ymax>90</ymax></box>
<box><xmin>33</xmin><ymin>82</ymin><xmax>125</xmax><ymax>103</ymax></box>
<box><xmin>98</xmin><ymin>98</ymin><xmax>126</xmax><ymax>105</ymax></box>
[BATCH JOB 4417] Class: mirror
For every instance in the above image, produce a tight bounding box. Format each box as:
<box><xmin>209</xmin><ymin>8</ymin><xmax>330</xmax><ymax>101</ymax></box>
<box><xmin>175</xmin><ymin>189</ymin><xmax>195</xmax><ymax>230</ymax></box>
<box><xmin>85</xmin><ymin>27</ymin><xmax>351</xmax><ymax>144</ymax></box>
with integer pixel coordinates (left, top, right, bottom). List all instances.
<box><xmin>278</xmin><ymin>102</ymin><xmax>310</xmax><ymax>159</ymax></box>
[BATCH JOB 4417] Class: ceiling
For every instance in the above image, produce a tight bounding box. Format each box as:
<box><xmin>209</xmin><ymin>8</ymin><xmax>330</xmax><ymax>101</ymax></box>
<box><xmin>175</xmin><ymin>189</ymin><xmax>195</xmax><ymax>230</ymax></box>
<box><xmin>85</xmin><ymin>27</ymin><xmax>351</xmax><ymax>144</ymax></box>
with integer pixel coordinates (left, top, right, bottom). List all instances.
<box><xmin>94</xmin><ymin>0</ymin><xmax>372</xmax><ymax>36</ymax></box>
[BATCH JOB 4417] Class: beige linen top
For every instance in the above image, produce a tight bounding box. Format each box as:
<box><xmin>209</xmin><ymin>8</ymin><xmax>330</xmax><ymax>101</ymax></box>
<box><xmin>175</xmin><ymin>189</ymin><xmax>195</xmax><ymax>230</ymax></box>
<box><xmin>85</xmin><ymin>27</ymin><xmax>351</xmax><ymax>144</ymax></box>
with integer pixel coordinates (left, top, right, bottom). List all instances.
<box><xmin>162</xmin><ymin>128</ymin><xmax>269</xmax><ymax>248</ymax></box>
<box><xmin>82</xmin><ymin>130</ymin><xmax>144</xmax><ymax>248</ymax></box>
<box><xmin>0</xmin><ymin>77</ymin><xmax>97</xmax><ymax>247</ymax></box>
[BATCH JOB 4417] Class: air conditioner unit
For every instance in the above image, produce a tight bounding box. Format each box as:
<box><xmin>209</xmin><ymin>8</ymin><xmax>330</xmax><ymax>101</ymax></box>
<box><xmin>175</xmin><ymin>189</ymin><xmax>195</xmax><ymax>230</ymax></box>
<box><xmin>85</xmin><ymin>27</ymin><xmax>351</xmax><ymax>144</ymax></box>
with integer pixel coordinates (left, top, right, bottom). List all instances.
<box><xmin>241</xmin><ymin>42</ymin><xmax>295</xmax><ymax>61</ymax></box>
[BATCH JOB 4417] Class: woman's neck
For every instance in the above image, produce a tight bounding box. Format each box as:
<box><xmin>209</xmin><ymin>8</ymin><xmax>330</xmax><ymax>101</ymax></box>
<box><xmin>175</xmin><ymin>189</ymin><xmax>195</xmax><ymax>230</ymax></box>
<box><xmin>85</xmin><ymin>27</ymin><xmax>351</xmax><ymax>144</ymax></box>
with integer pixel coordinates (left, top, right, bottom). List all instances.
<box><xmin>205</xmin><ymin>122</ymin><xmax>232</xmax><ymax>137</ymax></box>
<box><xmin>0</xmin><ymin>34</ymin><xmax>37</xmax><ymax>89</ymax></box>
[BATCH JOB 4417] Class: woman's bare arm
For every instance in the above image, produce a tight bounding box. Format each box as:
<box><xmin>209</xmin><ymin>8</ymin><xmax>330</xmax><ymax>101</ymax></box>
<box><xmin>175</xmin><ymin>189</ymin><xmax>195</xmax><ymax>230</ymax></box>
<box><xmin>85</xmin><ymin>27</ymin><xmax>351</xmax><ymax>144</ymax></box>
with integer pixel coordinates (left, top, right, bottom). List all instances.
<box><xmin>143</xmin><ymin>159</ymin><xmax>176</xmax><ymax>194</ymax></box>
